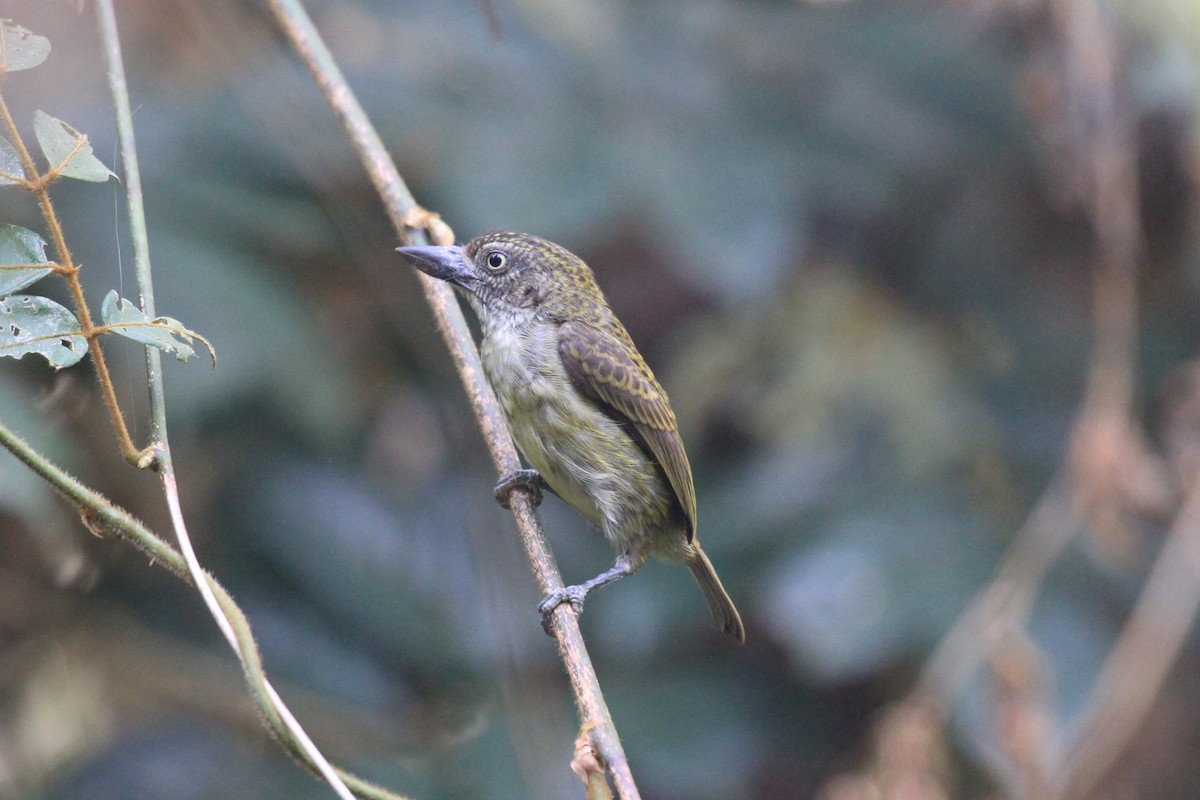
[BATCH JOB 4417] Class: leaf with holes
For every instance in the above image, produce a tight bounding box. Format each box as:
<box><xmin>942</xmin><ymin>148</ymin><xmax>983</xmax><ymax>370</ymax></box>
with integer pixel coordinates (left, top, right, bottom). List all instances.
<box><xmin>0</xmin><ymin>224</ymin><xmax>52</xmax><ymax>297</ymax></box>
<box><xmin>0</xmin><ymin>295</ymin><xmax>85</xmax><ymax>369</ymax></box>
<box><xmin>100</xmin><ymin>290</ymin><xmax>215</xmax><ymax>365</ymax></box>
<box><xmin>0</xmin><ymin>23</ymin><xmax>51</xmax><ymax>73</ymax></box>
<box><xmin>34</xmin><ymin>111</ymin><xmax>115</xmax><ymax>183</ymax></box>
<box><xmin>0</xmin><ymin>136</ymin><xmax>24</xmax><ymax>185</ymax></box>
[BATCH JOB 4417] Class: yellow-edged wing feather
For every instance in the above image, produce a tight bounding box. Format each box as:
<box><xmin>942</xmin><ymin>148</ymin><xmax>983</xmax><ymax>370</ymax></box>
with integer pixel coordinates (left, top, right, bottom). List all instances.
<box><xmin>557</xmin><ymin>318</ymin><xmax>697</xmax><ymax>539</ymax></box>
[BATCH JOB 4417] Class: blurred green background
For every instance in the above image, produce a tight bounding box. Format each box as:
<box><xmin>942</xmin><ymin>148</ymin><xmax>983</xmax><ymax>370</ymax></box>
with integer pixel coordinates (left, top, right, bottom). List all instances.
<box><xmin>2</xmin><ymin>1</ymin><xmax>1199</xmax><ymax>798</ymax></box>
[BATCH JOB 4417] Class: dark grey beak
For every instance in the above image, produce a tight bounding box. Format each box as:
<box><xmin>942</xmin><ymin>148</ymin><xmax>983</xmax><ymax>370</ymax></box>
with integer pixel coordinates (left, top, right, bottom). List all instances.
<box><xmin>396</xmin><ymin>245</ymin><xmax>473</xmax><ymax>285</ymax></box>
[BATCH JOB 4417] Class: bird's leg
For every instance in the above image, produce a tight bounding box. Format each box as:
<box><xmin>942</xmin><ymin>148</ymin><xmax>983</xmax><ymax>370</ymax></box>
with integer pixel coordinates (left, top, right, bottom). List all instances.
<box><xmin>494</xmin><ymin>468</ymin><xmax>544</xmax><ymax>509</ymax></box>
<box><xmin>538</xmin><ymin>552</ymin><xmax>636</xmax><ymax>635</ymax></box>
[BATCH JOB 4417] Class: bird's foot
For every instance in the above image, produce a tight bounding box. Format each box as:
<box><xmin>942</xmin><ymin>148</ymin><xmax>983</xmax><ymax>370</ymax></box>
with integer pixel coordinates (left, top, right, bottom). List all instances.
<box><xmin>494</xmin><ymin>468</ymin><xmax>544</xmax><ymax>509</ymax></box>
<box><xmin>537</xmin><ymin>585</ymin><xmax>587</xmax><ymax>635</ymax></box>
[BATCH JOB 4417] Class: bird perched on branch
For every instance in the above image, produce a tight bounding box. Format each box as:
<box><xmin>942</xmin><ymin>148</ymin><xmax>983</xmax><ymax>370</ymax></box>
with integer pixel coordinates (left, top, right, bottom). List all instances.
<box><xmin>398</xmin><ymin>232</ymin><xmax>744</xmax><ymax>643</ymax></box>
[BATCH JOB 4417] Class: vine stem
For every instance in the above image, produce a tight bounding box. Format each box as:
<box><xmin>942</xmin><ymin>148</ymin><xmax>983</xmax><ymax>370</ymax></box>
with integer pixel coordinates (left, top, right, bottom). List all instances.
<box><xmin>262</xmin><ymin>0</ymin><xmax>640</xmax><ymax>796</ymax></box>
<box><xmin>0</xmin><ymin>420</ymin><xmax>407</xmax><ymax>800</ymax></box>
<box><xmin>93</xmin><ymin>3</ymin><xmax>366</xmax><ymax>798</ymax></box>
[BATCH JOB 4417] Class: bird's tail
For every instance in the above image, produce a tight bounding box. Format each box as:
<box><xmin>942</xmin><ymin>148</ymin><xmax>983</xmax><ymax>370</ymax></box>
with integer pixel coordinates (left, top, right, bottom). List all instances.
<box><xmin>688</xmin><ymin>544</ymin><xmax>745</xmax><ymax>643</ymax></box>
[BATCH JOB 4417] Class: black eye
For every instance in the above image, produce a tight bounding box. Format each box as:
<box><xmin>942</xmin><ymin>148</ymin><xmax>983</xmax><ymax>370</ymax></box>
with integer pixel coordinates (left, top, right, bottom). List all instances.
<box><xmin>485</xmin><ymin>251</ymin><xmax>507</xmax><ymax>271</ymax></box>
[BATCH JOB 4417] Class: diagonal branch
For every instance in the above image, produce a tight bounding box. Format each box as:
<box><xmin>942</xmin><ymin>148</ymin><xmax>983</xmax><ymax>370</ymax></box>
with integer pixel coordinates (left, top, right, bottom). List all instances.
<box><xmin>261</xmin><ymin>0</ymin><xmax>640</xmax><ymax>796</ymax></box>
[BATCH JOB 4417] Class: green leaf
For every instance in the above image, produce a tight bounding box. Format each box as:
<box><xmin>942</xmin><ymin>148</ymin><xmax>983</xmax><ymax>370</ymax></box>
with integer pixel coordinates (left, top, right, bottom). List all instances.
<box><xmin>0</xmin><ymin>22</ymin><xmax>51</xmax><ymax>73</ymax></box>
<box><xmin>0</xmin><ymin>135</ymin><xmax>24</xmax><ymax>185</ymax></box>
<box><xmin>33</xmin><ymin>111</ymin><xmax>116</xmax><ymax>183</ymax></box>
<box><xmin>0</xmin><ymin>224</ymin><xmax>52</xmax><ymax>297</ymax></box>
<box><xmin>100</xmin><ymin>290</ymin><xmax>215</xmax><ymax>365</ymax></box>
<box><xmin>0</xmin><ymin>294</ymin><xmax>85</xmax><ymax>369</ymax></box>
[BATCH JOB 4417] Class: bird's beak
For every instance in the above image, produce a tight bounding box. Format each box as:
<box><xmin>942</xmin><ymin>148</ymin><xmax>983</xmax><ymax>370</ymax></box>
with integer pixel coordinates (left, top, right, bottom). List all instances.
<box><xmin>396</xmin><ymin>245</ymin><xmax>473</xmax><ymax>286</ymax></box>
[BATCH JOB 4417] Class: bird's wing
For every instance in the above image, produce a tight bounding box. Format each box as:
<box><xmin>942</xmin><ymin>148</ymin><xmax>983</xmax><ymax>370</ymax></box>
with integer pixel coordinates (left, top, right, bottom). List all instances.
<box><xmin>557</xmin><ymin>319</ymin><xmax>697</xmax><ymax>539</ymax></box>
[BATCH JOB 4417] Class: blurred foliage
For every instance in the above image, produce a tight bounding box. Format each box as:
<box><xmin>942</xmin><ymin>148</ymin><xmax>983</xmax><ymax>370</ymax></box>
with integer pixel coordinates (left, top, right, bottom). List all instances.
<box><xmin>1</xmin><ymin>1</ymin><xmax>1200</xmax><ymax>799</ymax></box>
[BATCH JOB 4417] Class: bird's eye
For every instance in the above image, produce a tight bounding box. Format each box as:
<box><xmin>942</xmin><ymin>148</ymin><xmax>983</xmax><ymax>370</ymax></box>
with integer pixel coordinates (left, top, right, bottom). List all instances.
<box><xmin>484</xmin><ymin>251</ymin><xmax>507</xmax><ymax>271</ymax></box>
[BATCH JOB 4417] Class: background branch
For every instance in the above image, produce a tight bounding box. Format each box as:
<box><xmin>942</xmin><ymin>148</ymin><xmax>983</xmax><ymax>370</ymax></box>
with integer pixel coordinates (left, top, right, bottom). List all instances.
<box><xmin>817</xmin><ymin>0</ymin><xmax>1184</xmax><ymax>795</ymax></box>
<box><xmin>915</xmin><ymin>480</ymin><xmax>1081</xmax><ymax>712</ymax></box>
<box><xmin>1053</xmin><ymin>470</ymin><xmax>1200</xmax><ymax>800</ymax></box>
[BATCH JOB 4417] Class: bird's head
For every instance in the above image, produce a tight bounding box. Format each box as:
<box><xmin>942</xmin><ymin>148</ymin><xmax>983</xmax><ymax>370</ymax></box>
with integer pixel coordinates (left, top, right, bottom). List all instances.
<box><xmin>397</xmin><ymin>232</ymin><xmax>605</xmax><ymax>322</ymax></box>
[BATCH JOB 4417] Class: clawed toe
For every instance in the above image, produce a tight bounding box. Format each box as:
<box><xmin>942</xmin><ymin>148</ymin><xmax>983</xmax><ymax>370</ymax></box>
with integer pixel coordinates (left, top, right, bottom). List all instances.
<box><xmin>494</xmin><ymin>468</ymin><xmax>544</xmax><ymax>509</ymax></box>
<box><xmin>538</xmin><ymin>585</ymin><xmax>586</xmax><ymax>635</ymax></box>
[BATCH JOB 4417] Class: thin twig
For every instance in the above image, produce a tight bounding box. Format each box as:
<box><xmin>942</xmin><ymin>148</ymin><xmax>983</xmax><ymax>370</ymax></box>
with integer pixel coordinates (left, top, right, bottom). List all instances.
<box><xmin>94</xmin><ymin>4</ymin><xmax>364</xmax><ymax>798</ymax></box>
<box><xmin>0</xmin><ymin>89</ymin><xmax>139</xmax><ymax>462</ymax></box>
<box><xmin>0</xmin><ymin>419</ymin><xmax>409</xmax><ymax>800</ymax></box>
<box><xmin>261</xmin><ymin>0</ymin><xmax>640</xmax><ymax>796</ymax></box>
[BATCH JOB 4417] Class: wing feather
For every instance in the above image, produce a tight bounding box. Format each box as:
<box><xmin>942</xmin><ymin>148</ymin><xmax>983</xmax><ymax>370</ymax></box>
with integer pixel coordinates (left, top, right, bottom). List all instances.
<box><xmin>557</xmin><ymin>319</ymin><xmax>697</xmax><ymax>539</ymax></box>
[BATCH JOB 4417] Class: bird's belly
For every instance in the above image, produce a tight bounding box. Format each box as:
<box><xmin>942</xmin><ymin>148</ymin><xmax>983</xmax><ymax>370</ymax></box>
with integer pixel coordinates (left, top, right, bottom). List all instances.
<box><xmin>481</xmin><ymin>331</ymin><xmax>673</xmax><ymax>550</ymax></box>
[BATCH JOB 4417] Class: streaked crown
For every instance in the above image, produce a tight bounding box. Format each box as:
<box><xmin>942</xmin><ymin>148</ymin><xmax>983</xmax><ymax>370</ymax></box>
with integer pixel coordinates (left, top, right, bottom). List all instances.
<box><xmin>465</xmin><ymin>232</ymin><xmax>611</xmax><ymax>322</ymax></box>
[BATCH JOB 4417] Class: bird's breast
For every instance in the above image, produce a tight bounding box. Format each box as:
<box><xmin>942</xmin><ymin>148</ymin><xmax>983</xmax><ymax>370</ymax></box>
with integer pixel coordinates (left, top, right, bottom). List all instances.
<box><xmin>478</xmin><ymin>318</ymin><xmax>674</xmax><ymax>545</ymax></box>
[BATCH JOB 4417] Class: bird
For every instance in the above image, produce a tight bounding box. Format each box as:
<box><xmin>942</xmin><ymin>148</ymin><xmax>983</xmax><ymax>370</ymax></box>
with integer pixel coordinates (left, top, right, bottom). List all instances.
<box><xmin>398</xmin><ymin>232</ymin><xmax>744</xmax><ymax>643</ymax></box>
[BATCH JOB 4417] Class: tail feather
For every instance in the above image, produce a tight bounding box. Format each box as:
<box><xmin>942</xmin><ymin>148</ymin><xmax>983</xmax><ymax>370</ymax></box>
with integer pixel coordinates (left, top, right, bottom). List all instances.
<box><xmin>688</xmin><ymin>545</ymin><xmax>745</xmax><ymax>643</ymax></box>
